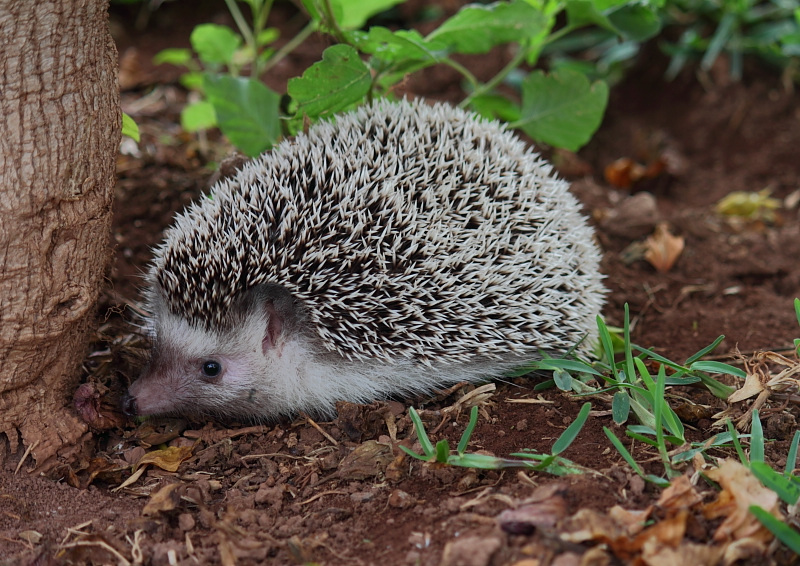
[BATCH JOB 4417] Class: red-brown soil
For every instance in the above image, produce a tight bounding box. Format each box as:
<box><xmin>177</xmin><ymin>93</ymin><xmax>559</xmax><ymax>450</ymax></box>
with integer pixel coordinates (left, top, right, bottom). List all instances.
<box><xmin>1</xmin><ymin>2</ymin><xmax>799</xmax><ymax>565</ymax></box>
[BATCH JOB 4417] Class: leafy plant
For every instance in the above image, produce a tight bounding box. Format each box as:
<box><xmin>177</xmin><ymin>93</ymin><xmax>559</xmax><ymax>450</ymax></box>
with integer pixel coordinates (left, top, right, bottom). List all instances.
<box><xmin>154</xmin><ymin>0</ymin><xmax>673</xmax><ymax>156</ymax></box>
<box><xmin>401</xmin><ymin>402</ymin><xmax>592</xmax><ymax>475</ymax></box>
<box><xmin>662</xmin><ymin>0</ymin><xmax>800</xmax><ymax>80</ymax></box>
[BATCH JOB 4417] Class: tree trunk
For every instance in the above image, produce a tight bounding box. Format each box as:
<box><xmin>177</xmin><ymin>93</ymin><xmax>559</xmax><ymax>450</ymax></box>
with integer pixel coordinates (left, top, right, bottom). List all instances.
<box><xmin>0</xmin><ymin>0</ymin><xmax>119</xmax><ymax>470</ymax></box>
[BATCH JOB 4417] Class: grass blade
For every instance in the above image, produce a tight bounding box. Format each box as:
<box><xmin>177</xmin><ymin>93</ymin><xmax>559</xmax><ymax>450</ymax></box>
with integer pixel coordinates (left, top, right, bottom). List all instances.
<box><xmin>750</xmin><ymin>461</ymin><xmax>800</xmax><ymax>505</ymax></box>
<box><xmin>552</xmin><ymin>402</ymin><xmax>591</xmax><ymax>455</ymax></box>
<box><xmin>408</xmin><ymin>407</ymin><xmax>434</xmax><ymax>457</ymax></box>
<box><xmin>786</xmin><ymin>431</ymin><xmax>799</xmax><ymax>477</ymax></box>
<box><xmin>750</xmin><ymin>409</ymin><xmax>765</xmax><ymax>464</ymax></box>
<box><xmin>457</xmin><ymin>406</ymin><xmax>479</xmax><ymax>455</ymax></box>
<box><xmin>685</xmin><ymin>335</ymin><xmax>726</xmax><ymax>364</ymax></box>
<box><xmin>749</xmin><ymin>505</ymin><xmax>800</xmax><ymax>554</ymax></box>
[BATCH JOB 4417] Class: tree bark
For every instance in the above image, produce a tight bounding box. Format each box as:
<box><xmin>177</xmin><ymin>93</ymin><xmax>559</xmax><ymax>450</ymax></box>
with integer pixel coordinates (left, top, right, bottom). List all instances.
<box><xmin>0</xmin><ymin>0</ymin><xmax>119</xmax><ymax>469</ymax></box>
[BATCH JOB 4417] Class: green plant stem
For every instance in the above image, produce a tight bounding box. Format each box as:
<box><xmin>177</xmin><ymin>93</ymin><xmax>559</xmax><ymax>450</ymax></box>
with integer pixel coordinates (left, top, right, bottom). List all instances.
<box><xmin>254</xmin><ymin>0</ymin><xmax>273</xmax><ymax>35</ymax></box>
<box><xmin>262</xmin><ymin>21</ymin><xmax>318</xmax><ymax>75</ymax></box>
<box><xmin>460</xmin><ymin>44</ymin><xmax>528</xmax><ymax>108</ymax></box>
<box><xmin>440</xmin><ymin>58</ymin><xmax>479</xmax><ymax>91</ymax></box>
<box><xmin>225</xmin><ymin>0</ymin><xmax>257</xmax><ymax>53</ymax></box>
<box><xmin>460</xmin><ymin>23</ymin><xmax>583</xmax><ymax>108</ymax></box>
<box><xmin>322</xmin><ymin>0</ymin><xmax>347</xmax><ymax>44</ymax></box>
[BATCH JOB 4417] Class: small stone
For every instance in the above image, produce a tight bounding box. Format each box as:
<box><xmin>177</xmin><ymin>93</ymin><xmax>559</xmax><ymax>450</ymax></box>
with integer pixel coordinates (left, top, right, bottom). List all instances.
<box><xmin>388</xmin><ymin>489</ymin><xmax>414</xmax><ymax>509</ymax></box>
<box><xmin>178</xmin><ymin>513</ymin><xmax>195</xmax><ymax>531</ymax></box>
<box><xmin>441</xmin><ymin>536</ymin><xmax>502</xmax><ymax>566</ymax></box>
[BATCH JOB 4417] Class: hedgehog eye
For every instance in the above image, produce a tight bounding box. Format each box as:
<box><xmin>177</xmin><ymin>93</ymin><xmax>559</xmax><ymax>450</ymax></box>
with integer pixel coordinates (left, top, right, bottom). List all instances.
<box><xmin>201</xmin><ymin>360</ymin><xmax>222</xmax><ymax>379</ymax></box>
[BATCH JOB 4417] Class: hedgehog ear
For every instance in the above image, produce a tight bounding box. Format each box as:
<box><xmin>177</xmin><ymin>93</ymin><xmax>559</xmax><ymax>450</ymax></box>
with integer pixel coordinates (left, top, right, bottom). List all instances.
<box><xmin>262</xmin><ymin>301</ymin><xmax>284</xmax><ymax>356</ymax></box>
<box><xmin>252</xmin><ymin>283</ymin><xmax>297</xmax><ymax>357</ymax></box>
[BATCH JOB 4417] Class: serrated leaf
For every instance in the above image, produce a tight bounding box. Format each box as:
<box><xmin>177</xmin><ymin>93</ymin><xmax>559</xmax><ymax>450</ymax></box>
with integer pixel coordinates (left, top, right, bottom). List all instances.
<box><xmin>427</xmin><ymin>0</ymin><xmax>548</xmax><ymax>54</ymax></box>
<box><xmin>515</xmin><ymin>69</ymin><xmax>609</xmax><ymax>151</ymax></box>
<box><xmin>203</xmin><ymin>75</ymin><xmax>280</xmax><ymax>156</ymax></box>
<box><xmin>288</xmin><ymin>44</ymin><xmax>371</xmax><ymax>119</ymax></box>
<box><xmin>303</xmin><ymin>0</ymin><xmax>403</xmax><ymax>30</ymax></box>
<box><xmin>121</xmin><ymin>113</ymin><xmax>140</xmax><ymax>142</ymax></box>
<box><xmin>190</xmin><ymin>24</ymin><xmax>242</xmax><ymax>66</ymax></box>
<box><xmin>348</xmin><ymin>27</ymin><xmax>445</xmax><ymax>64</ymax></box>
<box><xmin>180</xmin><ymin>100</ymin><xmax>217</xmax><ymax>132</ymax></box>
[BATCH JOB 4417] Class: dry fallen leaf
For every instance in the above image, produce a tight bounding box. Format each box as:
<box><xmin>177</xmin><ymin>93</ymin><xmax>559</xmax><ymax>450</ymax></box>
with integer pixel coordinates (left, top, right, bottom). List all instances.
<box><xmin>716</xmin><ymin>189</ymin><xmax>781</xmax><ymax>223</ymax></box>
<box><xmin>134</xmin><ymin>445</ymin><xmax>194</xmax><ymax>473</ymax></box>
<box><xmin>644</xmin><ymin>223</ymin><xmax>685</xmax><ymax>273</ymax></box>
<box><xmin>142</xmin><ymin>482</ymin><xmax>184</xmax><ymax>516</ymax></box>
<box><xmin>604</xmin><ymin>157</ymin><xmax>666</xmax><ymax>189</ymax></box>
<box><xmin>335</xmin><ymin>440</ymin><xmax>394</xmax><ymax>481</ymax></box>
<box><xmin>657</xmin><ymin>475</ymin><xmax>703</xmax><ymax>511</ymax></box>
<box><xmin>703</xmin><ymin>459</ymin><xmax>782</xmax><ymax>544</ymax></box>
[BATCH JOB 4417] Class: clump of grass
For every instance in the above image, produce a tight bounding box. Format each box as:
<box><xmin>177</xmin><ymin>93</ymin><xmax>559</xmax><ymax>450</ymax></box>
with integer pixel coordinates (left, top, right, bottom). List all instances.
<box><xmin>401</xmin><ymin>403</ymin><xmax>593</xmax><ymax>476</ymax></box>
<box><xmin>726</xmin><ymin>410</ymin><xmax>800</xmax><ymax>553</ymax></box>
<box><xmin>514</xmin><ymin>303</ymin><xmax>746</xmax><ymax>484</ymax></box>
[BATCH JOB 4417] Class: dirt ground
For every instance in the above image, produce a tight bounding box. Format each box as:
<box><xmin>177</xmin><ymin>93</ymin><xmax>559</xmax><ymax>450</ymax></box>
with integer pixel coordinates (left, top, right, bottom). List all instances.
<box><xmin>1</xmin><ymin>2</ymin><xmax>799</xmax><ymax>565</ymax></box>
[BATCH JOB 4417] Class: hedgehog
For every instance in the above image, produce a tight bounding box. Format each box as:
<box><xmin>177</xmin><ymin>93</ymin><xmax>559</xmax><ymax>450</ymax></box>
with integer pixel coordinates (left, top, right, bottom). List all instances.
<box><xmin>122</xmin><ymin>98</ymin><xmax>605</xmax><ymax>421</ymax></box>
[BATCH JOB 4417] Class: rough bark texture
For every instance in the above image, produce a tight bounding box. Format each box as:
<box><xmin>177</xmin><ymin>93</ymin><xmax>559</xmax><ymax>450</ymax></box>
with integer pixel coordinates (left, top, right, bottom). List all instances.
<box><xmin>0</xmin><ymin>0</ymin><xmax>119</xmax><ymax>469</ymax></box>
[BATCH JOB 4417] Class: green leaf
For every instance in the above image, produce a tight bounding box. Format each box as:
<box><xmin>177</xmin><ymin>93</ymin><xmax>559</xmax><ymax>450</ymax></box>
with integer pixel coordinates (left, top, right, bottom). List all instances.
<box><xmin>288</xmin><ymin>45</ymin><xmax>371</xmax><ymax>119</ymax></box>
<box><xmin>399</xmin><ymin>444</ymin><xmax>431</xmax><ymax>461</ymax></box>
<box><xmin>794</xmin><ymin>297</ymin><xmax>800</xmax><ymax>326</ymax></box>
<box><xmin>553</xmin><ymin>367</ymin><xmax>573</xmax><ymax>391</ymax></box>
<box><xmin>515</xmin><ymin>69</ymin><xmax>609</xmax><ymax>151</ymax></box>
<box><xmin>435</xmin><ymin>439</ymin><xmax>451</xmax><ymax>463</ymax></box>
<box><xmin>256</xmin><ymin>27</ymin><xmax>280</xmax><ymax>47</ymax></box>
<box><xmin>750</xmin><ymin>409</ymin><xmax>765</xmax><ymax>463</ymax></box>
<box><xmin>750</xmin><ymin>462</ymin><xmax>800</xmax><ymax>505</ymax></box>
<box><xmin>348</xmin><ymin>27</ymin><xmax>445</xmax><ymax>64</ymax></box>
<box><xmin>565</xmin><ymin>0</ymin><xmax>661</xmax><ymax>41</ymax></box>
<box><xmin>180</xmin><ymin>100</ymin><xmax>217</xmax><ymax>132</ymax></box>
<box><xmin>727</xmin><ymin>419</ymin><xmax>749</xmax><ymax>465</ymax></box>
<box><xmin>336</xmin><ymin>0</ymin><xmax>405</xmax><ymax>30</ymax></box>
<box><xmin>457</xmin><ymin>406</ymin><xmax>479</xmax><ymax>455</ymax></box>
<box><xmin>689</xmin><ymin>361</ymin><xmax>747</xmax><ymax>378</ymax></box>
<box><xmin>153</xmin><ymin>47</ymin><xmax>193</xmax><ymax>67</ymax></box>
<box><xmin>606</xmin><ymin>4</ymin><xmax>662</xmax><ymax>41</ymax></box>
<box><xmin>179</xmin><ymin>71</ymin><xmax>205</xmax><ymax>91</ymax></box>
<box><xmin>303</xmin><ymin>0</ymin><xmax>404</xmax><ymax>30</ymax></box>
<box><xmin>190</xmin><ymin>24</ymin><xmax>242</xmax><ymax>66</ymax></box>
<box><xmin>468</xmin><ymin>94</ymin><xmax>521</xmax><ymax>122</ymax></box>
<box><xmin>786</xmin><ymin>431</ymin><xmax>799</xmax><ymax>476</ymax></box>
<box><xmin>121</xmin><ymin>113</ymin><xmax>140</xmax><ymax>142</ymax></box>
<box><xmin>551</xmin><ymin>402</ymin><xmax>591</xmax><ymax>455</ymax></box>
<box><xmin>203</xmin><ymin>75</ymin><xmax>280</xmax><ymax>156</ymax></box>
<box><xmin>612</xmin><ymin>391</ymin><xmax>630</xmax><ymax>424</ymax></box>
<box><xmin>407</xmin><ymin>407</ymin><xmax>434</xmax><ymax>457</ymax></box>
<box><xmin>749</xmin><ymin>505</ymin><xmax>800</xmax><ymax>554</ymax></box>
<box><xmin>427</xmin><ymin>0</ymin><xmax>548</xmax><ymax>54</ymax></box>
<box><xmin>685</xmin><ymin>335</ymin><xmax>726</xmax><ymax>364</ymax></box>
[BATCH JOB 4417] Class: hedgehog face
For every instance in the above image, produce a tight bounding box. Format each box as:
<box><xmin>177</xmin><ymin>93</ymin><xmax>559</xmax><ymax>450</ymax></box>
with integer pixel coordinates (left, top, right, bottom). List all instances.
<box><xmin>123</xmin><ymin>294</ymin><xmax>295</xmax><ymax>420</ymax></box>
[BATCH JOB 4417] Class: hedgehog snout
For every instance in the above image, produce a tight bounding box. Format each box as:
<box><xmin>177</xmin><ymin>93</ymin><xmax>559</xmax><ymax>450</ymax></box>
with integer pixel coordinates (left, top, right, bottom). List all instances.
<box><xmin>121</xmin><ymin>392</ymin><xmax>138</xmax><ymax>417</ymax></box>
